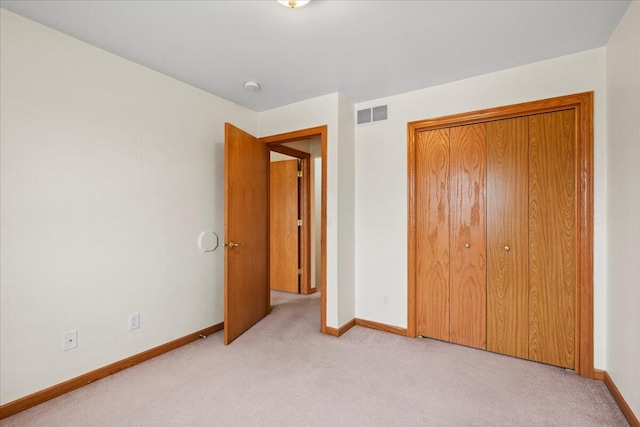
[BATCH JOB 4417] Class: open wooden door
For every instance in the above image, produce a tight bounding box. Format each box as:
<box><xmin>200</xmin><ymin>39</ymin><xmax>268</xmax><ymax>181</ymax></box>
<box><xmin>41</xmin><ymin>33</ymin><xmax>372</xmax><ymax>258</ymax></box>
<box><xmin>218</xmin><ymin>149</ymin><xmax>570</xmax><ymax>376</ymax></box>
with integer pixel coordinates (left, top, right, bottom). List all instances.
<box><xmin>224</xmin><ymin>123</ymin><xmax>269</xmax><ymax>345</ymax></box>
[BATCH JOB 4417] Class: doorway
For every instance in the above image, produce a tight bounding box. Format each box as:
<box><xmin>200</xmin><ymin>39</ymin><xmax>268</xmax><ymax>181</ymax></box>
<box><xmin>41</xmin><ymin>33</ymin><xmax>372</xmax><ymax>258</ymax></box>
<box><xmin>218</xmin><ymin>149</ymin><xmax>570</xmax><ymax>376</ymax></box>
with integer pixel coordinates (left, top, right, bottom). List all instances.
<box><xmin>263</xmin><ymin>127</ymin><xmax>327</xmax><ymax>333</ymax></box>
<box><xmin>223</xmin><ymin>124</ymin><xmax>328</xmax><ymax>344</ymax></box>
<box><xmin>269</xmin><ymin>141</ymin><xmax>321</xmax><ymax>296</ymax></box>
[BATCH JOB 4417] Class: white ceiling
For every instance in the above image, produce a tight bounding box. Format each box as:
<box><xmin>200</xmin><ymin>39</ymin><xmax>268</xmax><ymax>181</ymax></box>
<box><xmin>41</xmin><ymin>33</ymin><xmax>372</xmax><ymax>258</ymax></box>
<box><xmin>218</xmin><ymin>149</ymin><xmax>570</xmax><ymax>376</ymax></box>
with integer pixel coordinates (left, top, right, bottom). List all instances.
<box><xmin>0</xmin><ymin>1</ymin><xmax>631</xmax><ymax>112</ymax></box>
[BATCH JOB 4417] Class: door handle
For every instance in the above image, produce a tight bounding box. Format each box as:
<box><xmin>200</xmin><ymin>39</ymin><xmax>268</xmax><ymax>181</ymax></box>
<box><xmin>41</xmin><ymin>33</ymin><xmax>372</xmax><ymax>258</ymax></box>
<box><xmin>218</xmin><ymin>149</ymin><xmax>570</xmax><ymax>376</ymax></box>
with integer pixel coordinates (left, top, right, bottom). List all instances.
<box><xmin>225</xmin><ymin>241</ymin><xmax>242</xmax><ymax>249</ymax></box>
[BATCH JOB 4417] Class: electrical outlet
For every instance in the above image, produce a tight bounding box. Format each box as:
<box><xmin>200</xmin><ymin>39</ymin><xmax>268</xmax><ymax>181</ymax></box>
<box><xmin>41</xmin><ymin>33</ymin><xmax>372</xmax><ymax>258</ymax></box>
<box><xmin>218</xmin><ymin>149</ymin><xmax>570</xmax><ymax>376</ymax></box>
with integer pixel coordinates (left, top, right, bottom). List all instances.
<box><xmin>63</xmin><ymin>330</ymin><xmax>78</xmax><ymax>351</ymax></box>
<box><xmin>383</xmin><ymin>293</ymin><xmax>389</xmax><ymax>306</ymax></box>
<box><xmin>128</xmin><ymin>313</ymin><xmax>140</xmax><ymax>331</ymax></box>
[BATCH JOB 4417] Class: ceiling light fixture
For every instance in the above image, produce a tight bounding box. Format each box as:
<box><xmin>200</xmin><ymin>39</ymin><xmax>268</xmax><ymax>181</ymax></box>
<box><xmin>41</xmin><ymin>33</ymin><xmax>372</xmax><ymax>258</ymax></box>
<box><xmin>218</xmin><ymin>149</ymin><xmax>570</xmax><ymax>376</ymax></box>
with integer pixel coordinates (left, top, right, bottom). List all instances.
<box><xmin>277</xmin><ymin>0</ymin><xmax>311</xmax><ymax>8</ymax></box>
<box><xmin>244</xmin><ymin>81</ymin><xmax>261</xmax><ymax>92</ymax></box>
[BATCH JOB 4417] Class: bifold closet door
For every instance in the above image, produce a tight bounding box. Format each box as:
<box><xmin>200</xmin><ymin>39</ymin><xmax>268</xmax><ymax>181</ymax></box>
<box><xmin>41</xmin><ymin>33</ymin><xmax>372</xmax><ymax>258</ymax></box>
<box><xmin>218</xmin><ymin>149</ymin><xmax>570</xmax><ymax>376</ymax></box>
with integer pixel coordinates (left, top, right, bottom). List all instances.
<box><xmin>413</xmin><ymin>104</ymin><xmax>583</xmax><ymax>369</ymax></box>
<box><xmin>528</xmin><ymin>110</ymin><xmax>576</xmax><ymax>369</ymax></box>
<box><xmin>486</xmin><ymin>118</ymin><xmax>529</xmax><ymax>359</ymax></box>
<box><xmin>416</xmin><ymin>128</ymin><xmax>451</xmax><ymax>341</ymax></box>
<box><xmin>449</xmin><ymin>124</ymin><xmax>486</xmax><ymax>349</ymax></box>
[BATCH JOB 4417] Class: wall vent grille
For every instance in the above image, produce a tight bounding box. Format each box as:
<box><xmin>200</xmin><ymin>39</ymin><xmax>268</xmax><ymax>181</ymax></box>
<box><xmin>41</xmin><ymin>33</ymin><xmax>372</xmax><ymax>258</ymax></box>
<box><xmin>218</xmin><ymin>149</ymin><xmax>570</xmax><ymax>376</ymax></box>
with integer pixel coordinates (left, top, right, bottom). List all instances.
<box><xmin>356</xmin><ymin>105</ymin><xmax>388</xmax><ymax>125</ymax></box>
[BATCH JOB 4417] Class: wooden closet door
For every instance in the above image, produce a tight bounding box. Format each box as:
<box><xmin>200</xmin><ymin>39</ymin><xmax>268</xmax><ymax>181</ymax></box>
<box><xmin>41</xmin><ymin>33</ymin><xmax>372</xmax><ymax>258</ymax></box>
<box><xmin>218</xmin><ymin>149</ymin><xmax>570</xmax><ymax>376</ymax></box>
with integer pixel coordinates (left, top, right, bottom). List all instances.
<box><xmin>528</xmin><ymin>110</ymin><xmax>576</xmax><ymax>369</ymax></box>
<box><xmin>449</xmin><ymin>124</ymin><xmax>486</xmax><ymax>349</ymax></box>
<box><xmin>415</xmin><ymin>129</ymin><xmax>451</xmax><ymax>341</ymax></box>
<box><xmin>486</xmin><ymin>118</ymin><xmax>529</xmax><ymax>358</ymax></box>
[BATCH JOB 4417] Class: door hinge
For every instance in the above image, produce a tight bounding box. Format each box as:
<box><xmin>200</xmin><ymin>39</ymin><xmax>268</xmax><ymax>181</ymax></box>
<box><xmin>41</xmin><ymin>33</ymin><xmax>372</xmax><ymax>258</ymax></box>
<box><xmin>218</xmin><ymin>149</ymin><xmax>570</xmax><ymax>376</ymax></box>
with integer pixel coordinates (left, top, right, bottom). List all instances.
<box><xmin>298</xmin><ymin>268</ymin><xmax>302</xmax><ymax>275</ymax></box>
<box><xmin>297</xmin><ymin>219</ymin><xmax>302</xmax><ymax>226</ymax></box>
<box><xmin>297</xmin><ymin>170</ymin><xmax>303</xmax><ymax>178</ymax></box>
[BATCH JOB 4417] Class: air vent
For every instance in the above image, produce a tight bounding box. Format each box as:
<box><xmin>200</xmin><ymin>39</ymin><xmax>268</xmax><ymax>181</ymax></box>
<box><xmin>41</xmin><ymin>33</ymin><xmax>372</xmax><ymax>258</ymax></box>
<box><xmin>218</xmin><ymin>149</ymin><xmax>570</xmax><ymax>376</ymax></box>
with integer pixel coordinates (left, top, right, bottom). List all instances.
<box><xmin>356</xmin><ymin>105</ymin><xmax>388</xmax><ymax>125</ymax></box>
<box><xmin>372</xmin><ymin>105</ymin><xmax>388</xmax><ymax>122</ymax></box>
<box><xmin>357</xmin><ymin>108</ymin><xmax>372</xmax><ymax>125</ymax></box>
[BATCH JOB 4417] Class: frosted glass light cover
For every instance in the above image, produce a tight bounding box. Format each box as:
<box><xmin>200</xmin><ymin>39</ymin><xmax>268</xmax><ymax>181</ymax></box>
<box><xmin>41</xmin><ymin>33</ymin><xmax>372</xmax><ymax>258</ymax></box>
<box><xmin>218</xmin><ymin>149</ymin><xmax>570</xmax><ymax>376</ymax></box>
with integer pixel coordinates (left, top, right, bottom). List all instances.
<box><xmin>277</xmin><ymin>0</ymin><xmax>311</xmax><ymax>8</ymax></box>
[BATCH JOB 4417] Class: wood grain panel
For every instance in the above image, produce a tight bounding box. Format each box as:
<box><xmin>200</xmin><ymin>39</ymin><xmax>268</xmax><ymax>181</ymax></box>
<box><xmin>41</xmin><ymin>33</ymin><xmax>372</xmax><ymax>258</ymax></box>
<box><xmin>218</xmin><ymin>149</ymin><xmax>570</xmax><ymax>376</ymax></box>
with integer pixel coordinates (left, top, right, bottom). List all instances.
<box><xmin>408</xmin><ymin>123</ymin><xmax>418</xmax><ymax>338</ymax></box>
<box><xmin>576</xmin><ymin>93</ymin><xmax>594</xmax><ymax>379</ymax></box>
<box><xmin>449</xmin><ymin>124</ymin><xmax>487</xmax><ymax>349</ymax></box>
<box><xmin>408</xmin><ymin>92</ymin><xmax>591</xmax><ymax>135</ymax></box>
<box><xmin>408</xmin><ymin>92</ymin><xmax>593</xmax><ymax>377</ymax></box>
<box><xmin>415</xmin><ymin>129</ymin><xmax>450</xmax><ymax>341</ymax></box>
<box><xmin>528</xmin><ymin>110</ymin><xmax>576</xmax><ymax>368</ymax></box>
<box><xmin>269</xmin><ymin>159</ymin><xmax>300</xmax><ymax>293</ymax></box>
<box><xmin>224</xmin><ymin>123</ymin><xmax>269</xmax><ymax>344</ymax></box>
<box><xmin>486</xmin><ymin>118</ymin><xmax>529</xmax><ymax>358</ymax></box>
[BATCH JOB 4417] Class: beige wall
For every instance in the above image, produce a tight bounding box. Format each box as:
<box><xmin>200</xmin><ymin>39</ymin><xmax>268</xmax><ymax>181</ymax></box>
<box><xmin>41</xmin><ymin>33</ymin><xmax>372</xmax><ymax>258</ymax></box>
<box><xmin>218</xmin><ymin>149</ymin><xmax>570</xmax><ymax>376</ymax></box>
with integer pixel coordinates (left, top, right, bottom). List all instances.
<box><xmin>606</xmin><ymin>0</ymin><xmax>640</xmax><ymax>416</ymax></box>
<box><xmin>0</xmin><ymin>10</ymin><xmax>256</xmax><ymax>404</ymax></box>
<box><xmin>336</xmin><ymin>94</ymin><xmax>356</xmax><ymax>325</ymax></box>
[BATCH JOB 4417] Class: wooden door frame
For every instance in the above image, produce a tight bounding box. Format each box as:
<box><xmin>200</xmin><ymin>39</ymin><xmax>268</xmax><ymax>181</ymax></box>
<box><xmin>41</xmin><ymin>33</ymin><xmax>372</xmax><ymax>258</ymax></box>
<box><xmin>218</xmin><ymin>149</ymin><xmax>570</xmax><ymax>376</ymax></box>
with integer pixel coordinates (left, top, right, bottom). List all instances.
<box><xmin>260</xmin><ymin>126</ymin><xmax>328</xmax><ymax>334</ymax></box>
<box><xmin>407</xmin><ymin>92</ymin><xmax>594</xmax><ymax>378</ymax></box>
<box><xmin>269</xmin><ymin>146</ymin><xmax>312</xmax><ymax>295</ymax></box>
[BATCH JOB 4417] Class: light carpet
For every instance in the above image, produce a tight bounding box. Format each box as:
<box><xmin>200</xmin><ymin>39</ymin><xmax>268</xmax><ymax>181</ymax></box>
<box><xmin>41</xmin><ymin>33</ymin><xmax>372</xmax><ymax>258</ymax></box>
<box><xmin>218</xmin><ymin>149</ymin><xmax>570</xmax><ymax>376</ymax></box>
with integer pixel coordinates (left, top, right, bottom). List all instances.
<box><xmin>1</xmin><ymin>291</ymin><xmax>627</xmax><ymax>426</ymax></box>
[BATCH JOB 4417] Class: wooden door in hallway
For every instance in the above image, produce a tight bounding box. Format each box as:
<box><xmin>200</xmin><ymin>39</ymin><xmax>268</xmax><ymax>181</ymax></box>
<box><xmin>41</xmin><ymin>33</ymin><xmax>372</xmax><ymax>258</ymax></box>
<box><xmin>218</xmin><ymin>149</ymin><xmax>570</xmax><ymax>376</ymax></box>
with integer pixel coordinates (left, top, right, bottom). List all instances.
<box><xmin>270</xmin><ymin>159</ymin><xmax>300</xmax><ymax>293</ymax></box>
<box><xmin>224</xmin><ymin>123</ymin><xmax>269</xmax><ymax>345</ymax></box>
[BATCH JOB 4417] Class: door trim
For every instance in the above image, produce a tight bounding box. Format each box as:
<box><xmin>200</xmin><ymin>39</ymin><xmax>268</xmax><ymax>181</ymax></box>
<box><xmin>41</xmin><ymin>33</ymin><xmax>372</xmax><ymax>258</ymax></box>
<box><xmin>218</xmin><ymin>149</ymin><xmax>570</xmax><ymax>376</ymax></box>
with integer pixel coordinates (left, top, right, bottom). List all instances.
<box><xmin>261</xmin><ymin>126</ymin><xmax>328</xmax><ymax>334</ymax></box>
<box><xmin>270</xmin><ymin>144</ymin><xmax>311</xmax><ymax>160</ymax></box>
<box><xmin>407</xmin><ymin>92</ymin><xmax>594</xmax><ymax>378</ymax></box>
<box><xmin>298</xmin><ymin>156</ymin><xmax>313</xmax><ymax>295</ymax></box>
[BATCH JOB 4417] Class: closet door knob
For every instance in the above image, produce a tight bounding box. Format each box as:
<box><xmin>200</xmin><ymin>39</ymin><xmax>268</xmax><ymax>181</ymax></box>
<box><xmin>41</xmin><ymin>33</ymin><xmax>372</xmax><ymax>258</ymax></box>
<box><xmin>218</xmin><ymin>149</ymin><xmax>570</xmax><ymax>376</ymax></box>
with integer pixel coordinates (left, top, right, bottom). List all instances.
<box><xmin>464</xmin><ymin>243</ymin><xmax>470</xmax><ymax>248</ymax></box>
<box><xmin>504</xmin><ymin>245</ymin><xmax>510</xmax><ymax>251</ymax></box>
